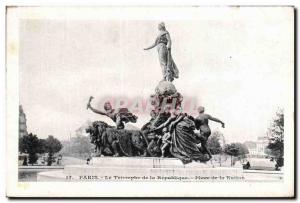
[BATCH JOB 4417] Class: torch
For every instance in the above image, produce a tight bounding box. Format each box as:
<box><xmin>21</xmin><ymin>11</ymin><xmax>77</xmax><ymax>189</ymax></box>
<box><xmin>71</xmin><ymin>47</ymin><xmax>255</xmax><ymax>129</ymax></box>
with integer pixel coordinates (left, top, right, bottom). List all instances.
<box><xmin>87</xmin><ymin>96</ymin><xmax>94</xmax><ymax>109</ymax></box>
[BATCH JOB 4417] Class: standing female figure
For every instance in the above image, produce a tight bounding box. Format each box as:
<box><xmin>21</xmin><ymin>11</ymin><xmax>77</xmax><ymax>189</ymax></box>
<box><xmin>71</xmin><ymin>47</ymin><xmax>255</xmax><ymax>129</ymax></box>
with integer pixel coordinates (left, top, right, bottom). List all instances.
<box><xmin>144</xmin><ymin>22</ymin><xmax>179</xmax><ymax>82</ymax></box>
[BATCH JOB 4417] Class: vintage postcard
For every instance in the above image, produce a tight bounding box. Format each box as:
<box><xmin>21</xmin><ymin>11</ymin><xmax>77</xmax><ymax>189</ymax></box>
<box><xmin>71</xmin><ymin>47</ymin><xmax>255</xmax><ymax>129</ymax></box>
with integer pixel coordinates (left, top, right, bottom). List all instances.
<box><xmin>6</xmin><ymin>6</ymin><xmax>294</xmax><ymax>197</ymax></box>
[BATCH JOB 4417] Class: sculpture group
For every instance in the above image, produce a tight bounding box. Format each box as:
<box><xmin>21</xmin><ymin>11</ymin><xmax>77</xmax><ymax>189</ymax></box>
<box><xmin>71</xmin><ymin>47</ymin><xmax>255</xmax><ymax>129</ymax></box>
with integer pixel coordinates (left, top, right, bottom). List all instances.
<box><xmin>86</xmin><ymin>23</ymin><xmax>225</xmax><ymax>164</ymax></box>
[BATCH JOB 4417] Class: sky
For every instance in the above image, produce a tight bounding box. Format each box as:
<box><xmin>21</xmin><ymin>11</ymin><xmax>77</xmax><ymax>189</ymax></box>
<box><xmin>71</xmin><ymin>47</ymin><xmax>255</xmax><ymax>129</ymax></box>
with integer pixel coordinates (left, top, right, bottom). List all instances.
<box><xmin>19</xmin><ymin>7</ymin><xmax>293</xmax><ymax>143</ymax></box>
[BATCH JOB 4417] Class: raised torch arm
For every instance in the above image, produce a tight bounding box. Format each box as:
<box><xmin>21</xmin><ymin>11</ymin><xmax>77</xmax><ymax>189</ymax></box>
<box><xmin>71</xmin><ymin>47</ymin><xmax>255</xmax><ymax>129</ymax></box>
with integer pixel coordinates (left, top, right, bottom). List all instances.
<box><xmin>87</xmin><ymin>96</ymin><xmax>106</xmax><ymax>115</ymax></box>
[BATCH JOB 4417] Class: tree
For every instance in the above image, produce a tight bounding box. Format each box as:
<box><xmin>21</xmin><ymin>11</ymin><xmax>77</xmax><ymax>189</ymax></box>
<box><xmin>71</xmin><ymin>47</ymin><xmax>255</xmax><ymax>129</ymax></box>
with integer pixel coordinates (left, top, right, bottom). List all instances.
<box><xmin>44</xmin><ymin>135</ymin><xmax>62</xmax><ymax>166</ymax></box>
<box><xmin>236</xmin><ymin>143</ymin><xmax>249</xmax><ymax>159</ymax></box>
<box><xmin>60</xmin><ymin>135</ymin><xmax>94</xmax><ymax>159</ymax></box>
<box><xmin>244</xmin><ymin>141</ymin><xmax>257</xmax><ymax>149</ymax></box>
<box><xmin>224</xmin><ymin>142</ymin><xmax>249</xmax><ymax>166</ymax></box>
<box><xmin>224</xmin><ymin>143</ymin><xmax>249</xmax><ymax>156</ymax></box>
<box><xmin>224</xmin><ymin>143</ymin><xmax>239</xmax><ymax>156</ymax></box>
<box><xmin>19</xmin><ymin>133</ymin><xmax>44</xmax><ymax>165</ymax></box>
<box><xmin>267</xmin><ymin>108</ymin><xmax>284</xmax><ymax>167</ymax></box>
<box><xmin>207</xmin><ymin>131</ymin><xmax>223</xmax><ymax>155</ymax></box>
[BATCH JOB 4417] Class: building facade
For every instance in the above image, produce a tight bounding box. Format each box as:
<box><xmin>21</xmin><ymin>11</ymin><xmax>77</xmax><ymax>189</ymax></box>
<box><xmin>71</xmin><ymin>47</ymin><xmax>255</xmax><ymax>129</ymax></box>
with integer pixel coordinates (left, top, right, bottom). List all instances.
<box><xmin>245</xmin><ymin>136</ymin><xmax>269</xmax><ymax>158</ymax></box>
<box><xmin>19</xmin><ymin>105</ymin><xmax>28</xmax><ymax>137</ymax></box>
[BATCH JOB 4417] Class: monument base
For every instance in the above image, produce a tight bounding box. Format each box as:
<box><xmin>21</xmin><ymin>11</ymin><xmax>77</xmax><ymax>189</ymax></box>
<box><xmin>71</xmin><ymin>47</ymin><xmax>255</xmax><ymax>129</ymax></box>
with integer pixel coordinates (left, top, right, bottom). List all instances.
<box><xmin>37</xmin><ymin>157</ymin><xmax>244</xmax><ymax>182</ymax></box>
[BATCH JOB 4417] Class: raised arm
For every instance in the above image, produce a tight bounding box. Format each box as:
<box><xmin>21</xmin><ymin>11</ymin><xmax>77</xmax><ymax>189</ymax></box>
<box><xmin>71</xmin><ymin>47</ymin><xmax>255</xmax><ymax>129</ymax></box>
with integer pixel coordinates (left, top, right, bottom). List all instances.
<box><xmin>171</xmin><ymin>114</ymin><xmax>184</xmax><ymax>126</ymax></box>
<box><xmin>87</xmin><ymin>103</ymin><xmax>106</xmax><ymax>116</ymax></box>
<box><xmin>208</xmin><ymin>115</ymin><xmax>225</xmax><ymax>128</ymax></box>
<box><xmin>168</xmin><ymin>114</ymin><xmax>185</xmax><ymax>132</ymax></box>
<box><xmin>152</xmin><ymin>116</ymin><xmax>175</xmax><ymax>132</ymax></box>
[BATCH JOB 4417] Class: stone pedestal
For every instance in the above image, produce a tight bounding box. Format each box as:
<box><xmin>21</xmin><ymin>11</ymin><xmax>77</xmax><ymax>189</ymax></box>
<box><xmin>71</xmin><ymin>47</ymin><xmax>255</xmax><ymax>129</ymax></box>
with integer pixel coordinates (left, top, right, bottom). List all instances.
<box><xmin>37</xmin><ymin>157</ymin><xmax>244</xmax><ymax>182</ymax></box>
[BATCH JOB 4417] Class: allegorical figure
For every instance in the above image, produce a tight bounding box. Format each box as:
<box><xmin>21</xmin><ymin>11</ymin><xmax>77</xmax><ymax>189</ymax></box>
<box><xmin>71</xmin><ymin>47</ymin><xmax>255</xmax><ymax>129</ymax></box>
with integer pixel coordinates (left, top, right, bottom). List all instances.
<box><xmin>151</xmin><ymin>106</ymin><xmax>209</xmax><ymax>163</ymax></box>
<box><xmin>87</xmin><ymin>96</ymin><xmax>138</xmax><ymax>129</ymax></box>
<box><xmin>144</xmin><ymin>22</ymin><xmax>179</xmax><ymax>82</ymax></box>
<box><xmin>161</xmin><ymin>107</ymin><xmax>210</xmax><ymax>164</ymax></box>
<box><xmin>194</xmin><ymin>106</ymin><xmax>225</xmax><ymax>158</ymax></box>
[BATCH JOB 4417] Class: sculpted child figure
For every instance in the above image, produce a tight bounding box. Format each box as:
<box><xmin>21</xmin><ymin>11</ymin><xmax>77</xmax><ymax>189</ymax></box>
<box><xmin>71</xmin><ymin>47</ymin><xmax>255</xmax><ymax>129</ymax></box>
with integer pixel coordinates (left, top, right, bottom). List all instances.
<box><xmin>160</xmin><ymin>127</ymin><xmax>172</xmax><ymax>158</ymax></box>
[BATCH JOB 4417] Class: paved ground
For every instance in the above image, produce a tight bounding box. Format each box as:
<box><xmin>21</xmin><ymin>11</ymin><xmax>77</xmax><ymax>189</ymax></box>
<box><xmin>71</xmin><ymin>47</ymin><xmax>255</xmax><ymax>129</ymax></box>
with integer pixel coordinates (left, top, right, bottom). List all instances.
<box><xmin>19</xmin><ymin>167</ymin><xmax>65</xmax><ymax>181</ymax></box>
<box><xmin>243</xmin><ymin>170</ymin><xmax>283</xmax><ymax>181</ymax></box>
<box><xmin>18</xmin><ymin>156</ymin><xmax>283</xmax><ymax>182</ymax></box>
<box><xmin>19</xmin><ymin>168</ymin><xmax>283</xmax><ymax>182</ymax></box>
